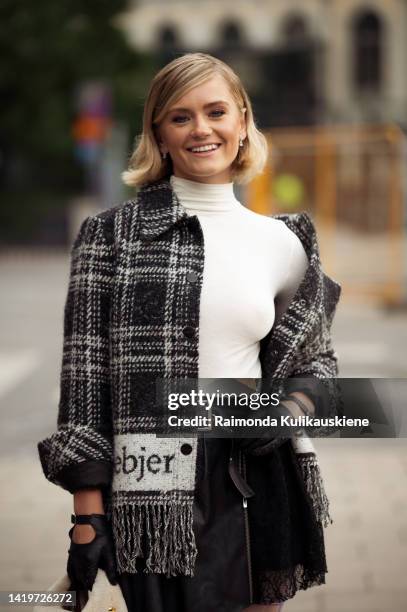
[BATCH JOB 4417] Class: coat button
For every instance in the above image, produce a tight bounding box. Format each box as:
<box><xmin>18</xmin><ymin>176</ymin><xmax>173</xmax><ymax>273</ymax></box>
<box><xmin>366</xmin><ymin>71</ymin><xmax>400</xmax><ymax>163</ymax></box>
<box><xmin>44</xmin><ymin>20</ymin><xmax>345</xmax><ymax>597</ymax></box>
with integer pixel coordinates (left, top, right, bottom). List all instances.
<box><xmin>180</xmin><ymin>443</ymin><xmax>193</xmax><ymax>455</ymax></box>
<box><xmin>186</xmin><ymin>271</ymin><xmax>198</xmax><ymax>283</ymax></box>
<box><xmin>183</xmin><ymin>326</ymin><xmax>195</xmax><ymax>339</ymax></box>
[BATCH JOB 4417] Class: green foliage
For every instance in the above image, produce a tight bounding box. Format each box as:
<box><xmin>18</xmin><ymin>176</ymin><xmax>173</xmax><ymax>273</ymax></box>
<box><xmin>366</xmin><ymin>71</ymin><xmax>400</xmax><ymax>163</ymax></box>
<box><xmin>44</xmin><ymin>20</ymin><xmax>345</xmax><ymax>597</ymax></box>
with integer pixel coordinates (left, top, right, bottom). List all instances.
<box><xmin>0</xmin><ymin>0</ymin><xmax>157</xmax><ymax>178</ymax></box>
<box><xmin>0</xmin><ymin>1</ymin><xmax>158</xmax><ymax>242</ymax></box>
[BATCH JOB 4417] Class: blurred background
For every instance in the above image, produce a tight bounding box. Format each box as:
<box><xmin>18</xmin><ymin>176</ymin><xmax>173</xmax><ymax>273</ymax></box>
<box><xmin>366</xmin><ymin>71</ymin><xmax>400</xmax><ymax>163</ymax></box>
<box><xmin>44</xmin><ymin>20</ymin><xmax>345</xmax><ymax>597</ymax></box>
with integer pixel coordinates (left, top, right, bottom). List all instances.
<box><xmin>1</xmin><ymin>1</ymin><xmax>407</xmax><ymax>611</ymax></box>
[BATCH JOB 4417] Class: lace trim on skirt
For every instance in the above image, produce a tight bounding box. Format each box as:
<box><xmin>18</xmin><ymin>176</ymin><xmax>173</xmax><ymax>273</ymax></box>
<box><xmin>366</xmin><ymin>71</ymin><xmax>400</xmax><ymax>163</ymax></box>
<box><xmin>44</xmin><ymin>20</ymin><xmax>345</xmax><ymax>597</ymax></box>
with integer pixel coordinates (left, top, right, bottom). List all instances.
<box><xmin>255</xmin><ymin>564</ymin><xmax>326</xmax><ymax>604</ymax></box>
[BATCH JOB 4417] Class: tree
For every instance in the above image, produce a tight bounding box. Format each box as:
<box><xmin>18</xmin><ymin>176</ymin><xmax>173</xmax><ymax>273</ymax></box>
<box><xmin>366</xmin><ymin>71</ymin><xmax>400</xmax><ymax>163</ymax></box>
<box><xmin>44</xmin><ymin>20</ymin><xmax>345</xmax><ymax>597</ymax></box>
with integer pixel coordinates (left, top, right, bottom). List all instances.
<box><xmin>0</xmin><ymin>0</ymin><xmax>156</xmax><ymax>192</ymax></box>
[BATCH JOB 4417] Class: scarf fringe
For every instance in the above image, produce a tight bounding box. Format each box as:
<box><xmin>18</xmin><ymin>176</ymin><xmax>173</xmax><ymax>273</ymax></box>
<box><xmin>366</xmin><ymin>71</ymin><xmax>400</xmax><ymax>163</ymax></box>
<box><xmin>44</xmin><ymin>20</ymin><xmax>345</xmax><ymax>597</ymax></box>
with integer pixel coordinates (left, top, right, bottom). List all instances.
<box><xmin>296</xmin><ymin>453</ymin><xmax>333</xmax><ymax>528</ymax></box>
<box><xmin>112</xmin><ymin>500</ymin><xmax>198</xmax><ymax>577</ymax></box>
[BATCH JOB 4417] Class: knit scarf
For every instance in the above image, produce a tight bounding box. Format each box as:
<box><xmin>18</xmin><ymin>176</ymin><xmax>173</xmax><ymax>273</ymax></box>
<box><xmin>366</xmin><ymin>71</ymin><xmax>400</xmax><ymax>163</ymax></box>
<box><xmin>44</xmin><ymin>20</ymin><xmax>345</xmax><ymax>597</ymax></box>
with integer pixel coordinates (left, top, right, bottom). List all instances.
<box><xmin>108</xmin><ymin>426</ymin><xmax>331</xmax><ymax>577</ymax></box>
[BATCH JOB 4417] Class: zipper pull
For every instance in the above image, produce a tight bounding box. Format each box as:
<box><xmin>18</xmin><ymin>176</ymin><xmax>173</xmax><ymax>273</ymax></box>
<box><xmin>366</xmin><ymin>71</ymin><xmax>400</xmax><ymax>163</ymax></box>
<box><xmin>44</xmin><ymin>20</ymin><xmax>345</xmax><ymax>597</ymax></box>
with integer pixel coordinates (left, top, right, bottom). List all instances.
<box><xmin>243</xmin><ymin>497</ymin><xmax>248</xmax><ymax>509</ymax></box>
<box><xmin>229</xmin><ymin>454</ymin><xmax>255</xmax><ymax>498</ymax></box>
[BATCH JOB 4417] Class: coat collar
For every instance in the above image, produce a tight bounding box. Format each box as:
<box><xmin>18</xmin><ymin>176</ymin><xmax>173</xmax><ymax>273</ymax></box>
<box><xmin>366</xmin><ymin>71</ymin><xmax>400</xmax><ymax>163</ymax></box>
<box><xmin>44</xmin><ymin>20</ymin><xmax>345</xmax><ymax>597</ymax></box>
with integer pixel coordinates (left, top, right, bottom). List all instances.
<box><xmin>138</xmin><ymin>177</ymin><xmax>189</xmax><ymax>241</ymax></box>
<box><xmin>259</xmin><ymin>212</ymin><xmax>341</xmax><ymax>378</ymax></box>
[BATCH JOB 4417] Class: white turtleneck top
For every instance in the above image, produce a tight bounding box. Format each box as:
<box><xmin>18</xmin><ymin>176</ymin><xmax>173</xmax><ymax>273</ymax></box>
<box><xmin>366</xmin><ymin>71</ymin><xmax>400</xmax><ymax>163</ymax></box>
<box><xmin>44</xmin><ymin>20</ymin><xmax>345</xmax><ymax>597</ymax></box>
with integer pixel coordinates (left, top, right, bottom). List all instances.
<box><xmin>170</xmin><ymin>174</ymin><xmax>309</xmax><ymax>378</ymax></box>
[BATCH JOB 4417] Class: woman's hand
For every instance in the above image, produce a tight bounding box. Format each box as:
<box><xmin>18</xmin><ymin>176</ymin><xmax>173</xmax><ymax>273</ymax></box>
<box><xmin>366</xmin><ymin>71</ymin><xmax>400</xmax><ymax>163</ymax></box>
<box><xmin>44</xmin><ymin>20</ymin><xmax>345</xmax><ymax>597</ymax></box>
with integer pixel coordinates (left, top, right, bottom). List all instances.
<box><xmin>67</xmin><ymin>515</ymin><xmax>118</xmax><ymax>591</ymax></box>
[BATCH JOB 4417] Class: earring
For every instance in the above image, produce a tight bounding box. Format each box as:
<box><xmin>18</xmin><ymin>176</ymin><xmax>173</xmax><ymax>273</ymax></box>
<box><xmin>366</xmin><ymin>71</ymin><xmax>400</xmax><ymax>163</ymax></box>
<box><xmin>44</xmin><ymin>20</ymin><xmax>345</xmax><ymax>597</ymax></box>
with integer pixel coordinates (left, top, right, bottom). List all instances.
<box><xmin>162</xmin><ymin>151</ymin><xmax>167</xmax><ymax>160</ymax></box>
<box><xmin>239</xmin><ymin>136</ymin><xmax>244</xmax><ymax>148</ymax></box>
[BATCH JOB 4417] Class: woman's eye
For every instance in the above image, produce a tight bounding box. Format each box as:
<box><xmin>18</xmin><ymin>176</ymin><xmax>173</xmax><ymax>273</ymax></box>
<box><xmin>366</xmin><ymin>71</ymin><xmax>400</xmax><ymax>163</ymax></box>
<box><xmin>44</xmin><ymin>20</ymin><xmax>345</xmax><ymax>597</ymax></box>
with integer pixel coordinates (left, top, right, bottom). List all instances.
<box><xmin>171</xmin><ymin>110</ymin><xmax>226</xmax><ymax>124</ymax></box>
<box><xmin>172</xmin><ymin>115</ymin><xmax>188</xmax><ymax>123</ymax></box>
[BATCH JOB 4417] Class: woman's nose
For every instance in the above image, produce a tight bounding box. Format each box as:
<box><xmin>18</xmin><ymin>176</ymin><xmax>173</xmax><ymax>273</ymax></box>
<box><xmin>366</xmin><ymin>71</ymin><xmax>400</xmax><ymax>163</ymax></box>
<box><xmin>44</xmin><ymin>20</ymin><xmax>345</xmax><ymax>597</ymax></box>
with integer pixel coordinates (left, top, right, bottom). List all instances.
<box><xmin>190</xmin><ymin>116</ymin><xmax>212</xmax><ymax>137</ymax></box>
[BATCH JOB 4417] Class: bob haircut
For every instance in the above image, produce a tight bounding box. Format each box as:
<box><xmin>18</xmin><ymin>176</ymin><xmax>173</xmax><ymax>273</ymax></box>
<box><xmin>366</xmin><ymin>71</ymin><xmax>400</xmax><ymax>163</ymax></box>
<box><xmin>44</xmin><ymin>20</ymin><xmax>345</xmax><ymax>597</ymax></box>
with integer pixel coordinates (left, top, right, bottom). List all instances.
<box><xmin>121</xmin><ymin>52</ymin><xmax>269</xmax><ymax>187</ymax></box>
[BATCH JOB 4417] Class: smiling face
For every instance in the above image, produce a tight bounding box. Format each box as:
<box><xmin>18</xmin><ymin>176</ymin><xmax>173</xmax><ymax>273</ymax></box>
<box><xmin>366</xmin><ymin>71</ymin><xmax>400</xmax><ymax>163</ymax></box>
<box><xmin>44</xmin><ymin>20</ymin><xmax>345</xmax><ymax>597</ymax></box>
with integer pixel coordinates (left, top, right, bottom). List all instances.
<box><xmin>155</xmin><ymin>74</ymin><xmax>247</xmax><ymax>184</ymax></box>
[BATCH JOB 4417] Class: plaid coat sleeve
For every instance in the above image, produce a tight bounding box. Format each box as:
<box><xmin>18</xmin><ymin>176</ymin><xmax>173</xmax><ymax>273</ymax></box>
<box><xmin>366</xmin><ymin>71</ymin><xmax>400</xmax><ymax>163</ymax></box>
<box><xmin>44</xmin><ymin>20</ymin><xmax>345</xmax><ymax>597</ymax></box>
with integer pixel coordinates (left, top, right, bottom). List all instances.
<box><xmin>283</xmin><ymin>269</ymin><xmax>343</xmax><ymax>435</ymax></box>
<box><xmin>37</xmin><ymin>214</ymin><xmax>115</xmax><ymax>493</ymax></box>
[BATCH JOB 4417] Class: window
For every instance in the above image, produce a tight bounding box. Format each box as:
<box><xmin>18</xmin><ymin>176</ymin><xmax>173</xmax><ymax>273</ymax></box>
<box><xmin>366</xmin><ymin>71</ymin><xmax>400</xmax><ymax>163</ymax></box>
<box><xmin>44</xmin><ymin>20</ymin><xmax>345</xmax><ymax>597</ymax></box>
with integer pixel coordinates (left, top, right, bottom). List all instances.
<box><xmin>220</xmin><ymin>20</ymin><xmax>243</xmax><ymax>47</ymax></box>
<box><xmin>353</xmin><ymin>11</ymin><xmax>383</xmax><ymax>91</ymax></box>
<box><xmin>157</xmin><ymin>24</ymin><xmax>178</xmax><ymax>49</ymax></box>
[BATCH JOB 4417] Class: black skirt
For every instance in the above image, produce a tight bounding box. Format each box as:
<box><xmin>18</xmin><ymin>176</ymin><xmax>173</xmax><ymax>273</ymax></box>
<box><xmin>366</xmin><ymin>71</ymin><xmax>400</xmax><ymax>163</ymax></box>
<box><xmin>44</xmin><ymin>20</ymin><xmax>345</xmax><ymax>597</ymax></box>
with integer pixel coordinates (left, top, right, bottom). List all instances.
<box><xmin>117</xmin><ymin>439</ymin><xmax>327</xmax><ymax>612</ymax></box>
<box><xmin>117</xmin><ymin>437</ymin><xmax>249</xmax><ymax>612</ymax></box>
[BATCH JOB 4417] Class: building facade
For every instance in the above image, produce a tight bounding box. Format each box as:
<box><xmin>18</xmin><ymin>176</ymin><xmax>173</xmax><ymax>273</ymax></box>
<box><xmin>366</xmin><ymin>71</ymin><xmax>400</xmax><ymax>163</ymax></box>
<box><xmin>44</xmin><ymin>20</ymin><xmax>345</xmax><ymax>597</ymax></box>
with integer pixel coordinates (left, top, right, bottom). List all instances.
<box><xmin>118</xmin><ymin>0</ymin><xmax>407</xmax><ymax>128</ymax></box>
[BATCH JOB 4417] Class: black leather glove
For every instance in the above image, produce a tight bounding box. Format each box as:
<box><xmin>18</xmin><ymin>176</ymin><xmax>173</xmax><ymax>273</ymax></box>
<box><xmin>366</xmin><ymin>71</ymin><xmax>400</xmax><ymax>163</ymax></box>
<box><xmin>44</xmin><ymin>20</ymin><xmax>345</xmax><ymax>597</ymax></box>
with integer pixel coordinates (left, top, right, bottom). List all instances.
<box><xmin>67</xmin><ymin>514</ymin><xmax>118</xmax><ymax>592</ymax></box>
<box><xmin>231</xmin><ymin>401</ymin><xmax>295</xmax><ymax>456</ymax></box>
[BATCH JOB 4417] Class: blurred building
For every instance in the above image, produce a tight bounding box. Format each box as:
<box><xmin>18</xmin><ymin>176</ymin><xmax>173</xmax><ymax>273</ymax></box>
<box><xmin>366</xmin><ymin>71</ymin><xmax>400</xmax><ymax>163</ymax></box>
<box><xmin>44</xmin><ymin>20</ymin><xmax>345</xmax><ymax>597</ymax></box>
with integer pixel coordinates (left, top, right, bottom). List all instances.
<box><xmin>118</xmin><ymin>0</ymin><xmax>407</xmax><ymax>128</ymax></box>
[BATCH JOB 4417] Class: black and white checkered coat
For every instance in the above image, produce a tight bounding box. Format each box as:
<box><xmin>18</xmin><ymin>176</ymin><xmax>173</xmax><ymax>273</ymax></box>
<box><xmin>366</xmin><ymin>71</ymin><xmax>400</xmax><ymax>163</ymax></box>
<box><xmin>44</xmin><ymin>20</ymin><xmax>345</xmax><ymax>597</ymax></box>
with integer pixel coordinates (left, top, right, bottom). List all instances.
<box><xmin>38</xmin><ymin>177</ymin><xmax>341</xmax><ymax>583</ymax></box>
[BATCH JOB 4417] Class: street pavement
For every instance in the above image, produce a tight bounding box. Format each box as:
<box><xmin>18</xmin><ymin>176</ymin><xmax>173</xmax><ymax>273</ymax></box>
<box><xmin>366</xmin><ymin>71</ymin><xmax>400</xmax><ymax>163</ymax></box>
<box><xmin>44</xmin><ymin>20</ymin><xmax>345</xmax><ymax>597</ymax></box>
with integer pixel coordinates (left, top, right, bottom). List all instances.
<box><xmin>1</xmin><ymin>252</ymin><xmax>406</xmax><ymax>612</ymax></box>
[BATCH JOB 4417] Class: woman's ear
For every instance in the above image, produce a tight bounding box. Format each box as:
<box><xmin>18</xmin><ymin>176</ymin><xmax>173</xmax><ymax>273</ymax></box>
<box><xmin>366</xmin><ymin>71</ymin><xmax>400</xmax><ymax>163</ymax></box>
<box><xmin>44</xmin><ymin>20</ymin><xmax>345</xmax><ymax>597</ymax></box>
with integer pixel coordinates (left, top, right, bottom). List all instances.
<box><xmin>240</xmin><ymin>108</ymin><xmax>247</xmax><ymax>140</ymax></box>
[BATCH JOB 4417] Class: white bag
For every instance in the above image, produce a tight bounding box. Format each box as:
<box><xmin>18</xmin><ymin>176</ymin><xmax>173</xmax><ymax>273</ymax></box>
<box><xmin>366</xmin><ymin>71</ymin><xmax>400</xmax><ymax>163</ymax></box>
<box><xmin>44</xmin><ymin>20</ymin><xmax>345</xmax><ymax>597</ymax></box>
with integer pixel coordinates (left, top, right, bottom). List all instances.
<box><xmin>33</xmin><ymin>569</ymin><xmax>128</xmax><ymax>612</ymax></box>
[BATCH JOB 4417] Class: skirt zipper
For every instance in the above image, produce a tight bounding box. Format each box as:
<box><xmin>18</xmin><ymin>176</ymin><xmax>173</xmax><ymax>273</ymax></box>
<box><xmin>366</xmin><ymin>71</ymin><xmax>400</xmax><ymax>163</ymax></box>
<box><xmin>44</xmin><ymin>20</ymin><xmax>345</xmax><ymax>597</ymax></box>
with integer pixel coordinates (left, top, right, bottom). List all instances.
<box><xmin>240</xmin><ymin>450</ymin><xmax>253</xmax><ymax>604</ymax></box>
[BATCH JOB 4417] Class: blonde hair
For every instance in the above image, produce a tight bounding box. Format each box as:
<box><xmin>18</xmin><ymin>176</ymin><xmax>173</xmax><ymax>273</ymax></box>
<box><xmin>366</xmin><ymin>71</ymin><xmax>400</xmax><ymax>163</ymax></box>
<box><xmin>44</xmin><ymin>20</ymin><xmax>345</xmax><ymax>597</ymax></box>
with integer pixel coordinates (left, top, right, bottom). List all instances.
<box><xmin>122</xmin><ymin>52</ymin><xmax>269</xmax><ymax>187</ymax></box>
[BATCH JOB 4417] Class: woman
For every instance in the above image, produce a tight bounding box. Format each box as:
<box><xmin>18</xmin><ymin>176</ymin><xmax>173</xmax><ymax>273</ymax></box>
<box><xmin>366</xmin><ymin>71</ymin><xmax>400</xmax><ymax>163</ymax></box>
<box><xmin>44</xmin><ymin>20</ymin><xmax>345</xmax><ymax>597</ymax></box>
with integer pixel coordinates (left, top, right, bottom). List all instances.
<box><xmin>38</xmin><ymin>53</ymin><xmax>342</xmax><ymax>612</ymax></box>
